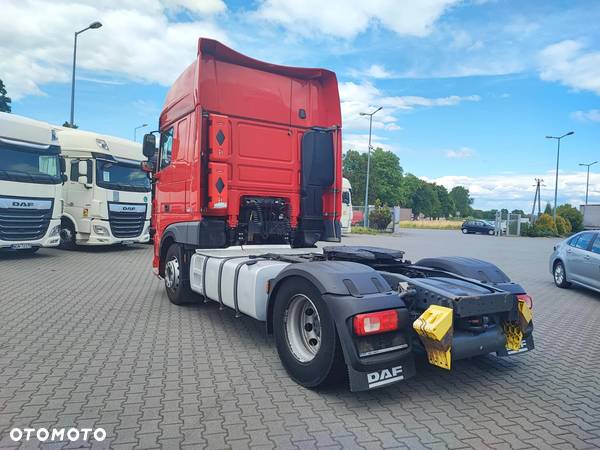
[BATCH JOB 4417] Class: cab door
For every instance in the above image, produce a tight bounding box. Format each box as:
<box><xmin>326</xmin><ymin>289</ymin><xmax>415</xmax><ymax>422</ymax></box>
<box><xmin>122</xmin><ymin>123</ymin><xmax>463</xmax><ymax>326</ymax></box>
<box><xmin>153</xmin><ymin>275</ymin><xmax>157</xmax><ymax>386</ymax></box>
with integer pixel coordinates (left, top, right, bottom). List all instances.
<box><xmin>155</xmin><ymin>117</ymin><xmax>191</xmax><ymax>232</ymax></box>
<box><xmin>65</xmin><ymin>158</ymin><xmax>93</xmax><ymax>234</ymax></box>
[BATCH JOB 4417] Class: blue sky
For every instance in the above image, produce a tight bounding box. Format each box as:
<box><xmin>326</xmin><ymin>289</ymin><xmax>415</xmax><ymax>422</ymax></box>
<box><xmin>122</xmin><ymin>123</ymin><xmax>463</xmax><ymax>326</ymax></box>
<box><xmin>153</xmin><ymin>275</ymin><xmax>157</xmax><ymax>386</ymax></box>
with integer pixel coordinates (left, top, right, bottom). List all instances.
<box><xmin>2</xmin><ymin>0</ymin><xmax>600</xmax><ymax>210</ymax></box>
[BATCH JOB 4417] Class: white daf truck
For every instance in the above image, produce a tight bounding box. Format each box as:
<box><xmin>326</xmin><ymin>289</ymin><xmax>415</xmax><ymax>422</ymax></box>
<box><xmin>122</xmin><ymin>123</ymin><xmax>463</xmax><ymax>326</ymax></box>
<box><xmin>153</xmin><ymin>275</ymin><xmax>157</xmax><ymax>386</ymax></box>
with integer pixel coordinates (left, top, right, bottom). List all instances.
<box><xmin>0</xmin><ymin>112</ymin><xmax>64</xmax><ymax>253</ymax></box>
<box><xmin>341</xmin><ymin>177</ymin><xmax>353</xmax><ymax>234</ymax></box>
<box><xmin>56</xmin><ymin>128</ymin><xmax>151</xmax><ymax>247</ymax></box>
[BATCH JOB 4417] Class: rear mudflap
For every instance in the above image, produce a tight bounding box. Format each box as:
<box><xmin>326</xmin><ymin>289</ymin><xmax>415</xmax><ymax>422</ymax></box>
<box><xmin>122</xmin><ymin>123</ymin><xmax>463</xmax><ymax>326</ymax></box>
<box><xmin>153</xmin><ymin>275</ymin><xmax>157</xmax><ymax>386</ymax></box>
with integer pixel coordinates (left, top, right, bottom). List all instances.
<box><xmin>496</xmin><ymin>334</ymin><xmax>535</xmax><ymax>356</ymax></box>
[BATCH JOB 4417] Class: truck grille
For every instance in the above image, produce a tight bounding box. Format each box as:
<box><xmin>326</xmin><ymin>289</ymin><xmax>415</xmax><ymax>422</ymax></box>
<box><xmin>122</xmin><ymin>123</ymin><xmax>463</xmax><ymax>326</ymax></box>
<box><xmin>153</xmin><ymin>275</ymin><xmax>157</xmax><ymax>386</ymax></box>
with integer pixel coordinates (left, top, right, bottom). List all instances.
<box><xmin>108</xmin><ymin>204</ymin><xmax>146</xmax><ymax>238</ymax></box>
<box><xmin>0</xmin><ymin>205</ymin><xmax>53</xmax><ymax>241</ymax></box>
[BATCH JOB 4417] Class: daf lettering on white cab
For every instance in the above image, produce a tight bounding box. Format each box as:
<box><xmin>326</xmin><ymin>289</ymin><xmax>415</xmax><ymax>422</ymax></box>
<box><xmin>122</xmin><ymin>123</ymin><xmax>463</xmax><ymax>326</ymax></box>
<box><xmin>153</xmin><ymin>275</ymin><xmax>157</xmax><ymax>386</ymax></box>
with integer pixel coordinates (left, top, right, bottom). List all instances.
<box><xmin>56</xmin><ymin>128</ymin><xmax>151</xmax><ymax>247</ymax></box>
<box><xmin>0</xmin><ymin>113</ymin><xmax>64</xmax><ymax>252</ymax></box>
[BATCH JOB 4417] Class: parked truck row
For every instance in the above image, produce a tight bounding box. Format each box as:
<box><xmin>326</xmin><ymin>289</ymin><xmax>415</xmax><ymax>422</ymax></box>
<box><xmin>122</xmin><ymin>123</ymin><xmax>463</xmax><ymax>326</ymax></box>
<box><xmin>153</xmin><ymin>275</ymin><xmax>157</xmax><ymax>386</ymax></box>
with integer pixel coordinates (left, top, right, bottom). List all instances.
<box><xmin>0</xmin><ymin>112</ymin><xmax>150</xmax><ymax>253</ymax></box>
<box><xmin>139</xmin><ymin>38</ymin><xmax>535</xmax><ymax>391</ymax></box>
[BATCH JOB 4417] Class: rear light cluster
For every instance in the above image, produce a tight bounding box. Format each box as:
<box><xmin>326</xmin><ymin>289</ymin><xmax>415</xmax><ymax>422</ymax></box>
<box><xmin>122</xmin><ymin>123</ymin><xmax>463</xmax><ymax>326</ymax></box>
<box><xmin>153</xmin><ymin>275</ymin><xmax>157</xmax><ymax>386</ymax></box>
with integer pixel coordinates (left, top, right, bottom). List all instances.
<box><xmin>353</xmin><ymin>309</ymin><xmax>399</xmax><ymax>336</ymax></box>
<box><xmin>517</xmin><ymin>294</ymin><xmax>533</xmax><ymax>309</ymax></box>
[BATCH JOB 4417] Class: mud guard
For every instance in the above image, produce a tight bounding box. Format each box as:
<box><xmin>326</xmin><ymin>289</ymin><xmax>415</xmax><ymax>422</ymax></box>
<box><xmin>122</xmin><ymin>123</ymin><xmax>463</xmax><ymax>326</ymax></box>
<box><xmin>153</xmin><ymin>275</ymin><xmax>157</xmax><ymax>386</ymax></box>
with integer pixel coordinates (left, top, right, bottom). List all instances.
<box><xmin>268</xmin><ymin>261</ymin><xmax>416</xmax><ymax>391</ymax></box>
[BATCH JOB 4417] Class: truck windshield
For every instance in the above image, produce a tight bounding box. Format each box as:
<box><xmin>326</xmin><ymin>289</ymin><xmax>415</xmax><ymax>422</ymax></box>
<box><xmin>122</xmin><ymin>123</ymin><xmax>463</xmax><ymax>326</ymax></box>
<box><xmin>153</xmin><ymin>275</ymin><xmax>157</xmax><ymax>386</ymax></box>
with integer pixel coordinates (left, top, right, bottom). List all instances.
<box><xmin>0</xmin><ymin>142</ymin><xmax>62</xmax><ymax>184</ymax></box>
<box><xmin>96</xmin><ymin>159</ymin><xmax>150</xmax><ymax>192</ymax></box>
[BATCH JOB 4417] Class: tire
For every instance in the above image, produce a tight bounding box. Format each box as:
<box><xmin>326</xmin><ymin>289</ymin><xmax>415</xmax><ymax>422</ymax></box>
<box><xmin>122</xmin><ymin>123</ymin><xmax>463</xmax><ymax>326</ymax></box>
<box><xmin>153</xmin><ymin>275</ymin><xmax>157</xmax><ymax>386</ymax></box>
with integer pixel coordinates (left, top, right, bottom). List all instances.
<box><xmin>59</xmin><ymin>222</ymin><xmax>76</xmax><ymax>249</ymax></box>
<box><xmin>461</xmin><ymin>228</ymin><xmax>468</xmax><ymax>234</ymax></box>
<box><xmin>273</xmin><ymin>277</ymin><xmax>345</xmax><ymax>389</ymax></box>
<box><xmin>488</xmin><ymin>229</ymin><xmax>494</xmax><ymax>236</ymax></box>
<box><xmin>553</xmin><ymin>260</ymin><xmax>570</xmax><ymax>288</ymax></box>
<box><xmin>164</xmin><ymin>243</ymin><xmax>195</xmax><ymax>305</ymax></box>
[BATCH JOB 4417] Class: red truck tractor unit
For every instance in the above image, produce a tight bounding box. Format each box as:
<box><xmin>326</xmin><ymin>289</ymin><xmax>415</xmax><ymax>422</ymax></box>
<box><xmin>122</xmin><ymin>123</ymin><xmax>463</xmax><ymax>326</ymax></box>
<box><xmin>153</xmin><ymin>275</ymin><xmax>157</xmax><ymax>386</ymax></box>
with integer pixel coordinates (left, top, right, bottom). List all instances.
<box><xmin>142</xmin><ymin>39</ymin><xmax>534</xmax><ymax>392</ymax></box>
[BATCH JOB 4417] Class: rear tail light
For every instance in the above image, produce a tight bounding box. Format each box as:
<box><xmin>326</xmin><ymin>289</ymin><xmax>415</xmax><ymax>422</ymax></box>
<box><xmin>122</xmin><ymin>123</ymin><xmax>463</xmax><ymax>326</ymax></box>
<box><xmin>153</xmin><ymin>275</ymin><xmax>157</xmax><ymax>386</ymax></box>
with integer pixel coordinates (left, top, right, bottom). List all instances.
<box><xmin>353</xmin><ymin>310</ymin><xmax>398</xmax><ymax>336</ymax></box>
<box><xmin>517</xmin><ymin>294</ymin><xmax>533</xmax><ymax>310</ymax></box>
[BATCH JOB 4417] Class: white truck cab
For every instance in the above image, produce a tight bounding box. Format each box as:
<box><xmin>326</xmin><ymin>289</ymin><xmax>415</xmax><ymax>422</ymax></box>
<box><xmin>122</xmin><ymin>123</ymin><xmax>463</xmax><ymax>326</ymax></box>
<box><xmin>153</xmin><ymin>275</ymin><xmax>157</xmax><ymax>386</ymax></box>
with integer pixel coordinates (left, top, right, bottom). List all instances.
<box><xmin>0</xmin><ymin>112</ymin><xmax>64</xmax><ymax>253</ymax></box>
<box><xmin>341</xmin><ymin>177</ymin><xmax>353</xmax><ymax>234</ymax></box>
<box><xmin>56</xmin><ymin>128</ymin><xmax>151</xmax><ymax>247</ymax></box>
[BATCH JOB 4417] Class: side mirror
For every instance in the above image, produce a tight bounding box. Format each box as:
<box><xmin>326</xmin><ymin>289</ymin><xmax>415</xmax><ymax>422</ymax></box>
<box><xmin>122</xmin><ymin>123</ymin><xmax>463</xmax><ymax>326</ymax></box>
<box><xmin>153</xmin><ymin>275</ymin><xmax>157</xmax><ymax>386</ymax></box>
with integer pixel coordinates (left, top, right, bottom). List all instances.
<box><xmin>59</xmin><ymin>156</ymin><xmax>66</xmax><ymax>174</ymax></box>
<box><xmin>142</xmin><ymin>133</ymin><xmax>156</xmax><ymax>159</ymax></box>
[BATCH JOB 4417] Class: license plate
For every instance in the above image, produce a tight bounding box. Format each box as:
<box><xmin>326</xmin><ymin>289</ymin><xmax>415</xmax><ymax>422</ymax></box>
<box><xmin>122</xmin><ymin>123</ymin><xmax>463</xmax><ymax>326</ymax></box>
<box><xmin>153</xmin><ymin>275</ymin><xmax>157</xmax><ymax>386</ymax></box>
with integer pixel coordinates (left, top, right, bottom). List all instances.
<box><xmin>11</xmin><ymin>243</ymin><xmax>32</xmax><ymax>249</ymax></box>
<box><xmin>122</xmin><ymin>240</ymin><xmax>135</xmax><ymax>245</ymax></box>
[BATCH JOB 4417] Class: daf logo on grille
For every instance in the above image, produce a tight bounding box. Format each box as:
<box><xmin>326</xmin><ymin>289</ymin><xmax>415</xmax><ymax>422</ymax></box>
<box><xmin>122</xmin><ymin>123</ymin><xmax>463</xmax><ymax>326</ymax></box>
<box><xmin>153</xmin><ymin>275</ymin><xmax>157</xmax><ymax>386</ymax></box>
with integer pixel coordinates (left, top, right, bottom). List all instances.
<box><xmin>12</xmin><ymin>201</ymin><xmax>34</xmax><ymax>208</ymax></box>
<box><xmin>122</xmin><ymin>206</ymin><xmax>135</xmax><ymax>211</ymax></box>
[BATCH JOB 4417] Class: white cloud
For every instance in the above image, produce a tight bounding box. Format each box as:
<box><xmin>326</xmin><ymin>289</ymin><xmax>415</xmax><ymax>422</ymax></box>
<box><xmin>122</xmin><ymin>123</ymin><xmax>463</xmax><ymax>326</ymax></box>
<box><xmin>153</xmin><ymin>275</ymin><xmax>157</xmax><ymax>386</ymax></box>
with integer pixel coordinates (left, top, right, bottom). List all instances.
<box><xmin>343</xmin><ymin>133</ymin><xmax>393</xmax><ymax>153</ymax></box>
<box><xmin>424</xmin><ymin>170</ymin><xmax>600</xmax><ymax>210</ymax></box>
<box><xmin>349</xmin><ymin>64</ymin><xmax>397</xmax><ymax>79</ymax></box>
<box><xmin>444</xmin><ymin>147</ymin><xmax>475</xmax><ymax>159</ymax></box>
<box><xmin>252</xmin><ymin>0</ymin><xmax>460</xmax><ymax>39</ymax></box>
<box><xmin>339</xmin><ymin>81</ymin><xmax>480</xmax><ymax>132</ymax></box>
<box><xmin>538</xmin><ymin>40</ymin><xmax>600</xmax><ymax>95</ymax></box>
<box><xmin>0</xmin><ymin>0</ymin><xmax>229</xmax><ymax>99</ymax></box>
<box><xmin>571</xmin><ymin>109</ymin><xmax>600</xmax><ymax>123</ymax></box>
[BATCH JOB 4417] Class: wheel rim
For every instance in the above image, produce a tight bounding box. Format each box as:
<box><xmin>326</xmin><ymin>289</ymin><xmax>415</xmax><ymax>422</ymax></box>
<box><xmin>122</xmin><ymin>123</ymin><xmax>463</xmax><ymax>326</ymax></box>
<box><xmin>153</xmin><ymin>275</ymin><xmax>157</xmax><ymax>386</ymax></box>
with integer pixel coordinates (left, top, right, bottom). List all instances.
<box><xmin>554</xmin><ymin>263</ymin><xmax>564</xmax><ymax>284</ymax></box>
<box><xmin>165</xmin><ymin>257</ymin><xmax>180</xmax><ymax>290</ymax></box>
<box><xmin>284</xmin><ymin>294</ymin><xmax>321</xmax><ymax>363</ymax></box>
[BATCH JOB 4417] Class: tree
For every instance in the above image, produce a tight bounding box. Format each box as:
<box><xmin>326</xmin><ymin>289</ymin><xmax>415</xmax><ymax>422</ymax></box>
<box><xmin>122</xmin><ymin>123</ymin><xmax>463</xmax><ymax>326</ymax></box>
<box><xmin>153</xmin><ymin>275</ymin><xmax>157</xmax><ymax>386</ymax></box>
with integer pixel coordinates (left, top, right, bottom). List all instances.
<box><xmin>432</xmin><ymin>184</ymin><xmax>454</xmax><ymax>219</ymax></box>
<box><xmin>544</xmin><ymin>203</ymin><xmax>553</xmax><ymax>215</ymax></box>
<box><xmin>0</xmin><ymin>79</ymin><xmax>11</xmax><ymax>113</ymax></box>
<box><xmin>412</xmin><ymin>183</ymin><xmax>438</xmax><ymax>218</ymax></box>
<box><xmin>398</xmin><ymin>173</ymin><xmax>423</xmax><ymax>208</ymax></box>
<box><xmin>62</xmin><ymin>121</ymin><xmax>79</xmax><ymax>129</ymax></box>
<box><xmin>556</xmin><ymin>204</ymin><xmax>583</xmax><ymax>232</ymax></box>
<box><xmin>342</xmin><ymin>147</ymin><xmax>403</xmax><ymax>206</ymax></box>
<box><xmin>511</xmin><ymin>209</ymin><xmax>525</xmax><ymax>216</ymax></box>
<box><xmin>449</xmin><ymin>186</ymin><xmax>473</xmax><ymax>217</ymax></box>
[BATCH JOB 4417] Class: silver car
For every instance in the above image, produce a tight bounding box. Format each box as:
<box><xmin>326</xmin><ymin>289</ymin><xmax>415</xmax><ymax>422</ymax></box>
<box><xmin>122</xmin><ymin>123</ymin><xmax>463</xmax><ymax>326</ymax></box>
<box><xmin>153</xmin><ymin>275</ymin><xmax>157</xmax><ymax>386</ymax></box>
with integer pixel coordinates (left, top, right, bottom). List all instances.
<box><xmin>549</xmin><ymin>230</ymin><xmax>600</xmax><ymax>292</ymax></box>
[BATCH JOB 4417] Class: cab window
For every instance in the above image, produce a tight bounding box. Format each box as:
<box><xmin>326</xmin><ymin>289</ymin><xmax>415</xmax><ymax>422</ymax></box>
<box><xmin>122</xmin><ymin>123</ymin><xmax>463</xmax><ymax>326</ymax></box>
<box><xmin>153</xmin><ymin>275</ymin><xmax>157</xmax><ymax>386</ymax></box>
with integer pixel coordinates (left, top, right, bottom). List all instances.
<box><xmin>574</xmin><ymin>232</ymin><xmax>594</xmax><ymax>250</ymax></box>
<box><xmin>159</xmin><ymin>127</ymin><xmax>174</xmax><ymax>170</ymax></box>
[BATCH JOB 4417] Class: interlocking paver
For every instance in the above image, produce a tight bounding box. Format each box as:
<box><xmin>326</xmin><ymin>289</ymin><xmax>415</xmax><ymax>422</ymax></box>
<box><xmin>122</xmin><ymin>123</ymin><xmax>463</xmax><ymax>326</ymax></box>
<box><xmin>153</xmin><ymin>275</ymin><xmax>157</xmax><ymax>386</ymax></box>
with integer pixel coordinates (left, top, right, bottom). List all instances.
<box><xmin>1</xmin><ymin>229</ymin><xmax>600</xmax><ymax>449</ymax></box>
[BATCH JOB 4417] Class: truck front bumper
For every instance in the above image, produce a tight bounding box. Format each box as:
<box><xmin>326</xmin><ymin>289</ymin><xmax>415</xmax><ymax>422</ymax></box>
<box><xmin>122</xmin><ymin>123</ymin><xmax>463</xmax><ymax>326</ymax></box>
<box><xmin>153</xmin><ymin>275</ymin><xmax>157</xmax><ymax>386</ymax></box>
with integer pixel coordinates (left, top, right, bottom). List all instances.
<box><xmin>78</xmin><ymin>219</ymin><xmax>150</xmax><ymax>246</ymax></box>
<box><xmin>0</xmin><ymin>219</ymin><xmax>61</xmax><ymax>249</ymax></box>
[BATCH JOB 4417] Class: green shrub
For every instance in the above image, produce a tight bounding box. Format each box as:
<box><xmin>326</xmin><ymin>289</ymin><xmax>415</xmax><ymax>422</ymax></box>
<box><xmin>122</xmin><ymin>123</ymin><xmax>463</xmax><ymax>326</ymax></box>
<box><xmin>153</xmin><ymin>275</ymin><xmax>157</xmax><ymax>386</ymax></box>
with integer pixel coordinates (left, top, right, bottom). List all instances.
<box><xmin>520</xmin><ymin>222</ymin><xmax>530</xmax><ymax>236</ymax></box>
<box><xmin>369</xmin><ymin>204</ymin><xmax>392</xmax><ymax>230</ymax></box>
<box><xmin>555</xmin><ymin>215</ymin><xmax>572</xmax><ymax>236</ymax></box>
<box><xmin>556</xmin><ymin>204</ymin><xmax>583</xmax><ymax>232</ymax></box>
<box><xmin>529</xmin><ymin>213</ymin><xmax>558</xmax><ymax>237</ymax></box>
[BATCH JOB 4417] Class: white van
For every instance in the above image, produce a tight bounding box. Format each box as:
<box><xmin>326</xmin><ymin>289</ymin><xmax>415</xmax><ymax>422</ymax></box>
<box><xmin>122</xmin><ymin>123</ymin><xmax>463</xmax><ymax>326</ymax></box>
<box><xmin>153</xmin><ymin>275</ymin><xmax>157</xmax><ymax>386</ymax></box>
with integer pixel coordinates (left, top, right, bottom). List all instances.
<box><xmin>341</xmin><ymin>177</ymin><xmax>353</xmax><ymax>234</ymax></box>
<box><xmin>56</xmin><ymin>128</ymin><xmax>151</xmax><ymax>247</ymax></box>
<box><xmin>0</xmin><ymin>113</ymin><xmax>64</xmax><ymax>253</ymax></box>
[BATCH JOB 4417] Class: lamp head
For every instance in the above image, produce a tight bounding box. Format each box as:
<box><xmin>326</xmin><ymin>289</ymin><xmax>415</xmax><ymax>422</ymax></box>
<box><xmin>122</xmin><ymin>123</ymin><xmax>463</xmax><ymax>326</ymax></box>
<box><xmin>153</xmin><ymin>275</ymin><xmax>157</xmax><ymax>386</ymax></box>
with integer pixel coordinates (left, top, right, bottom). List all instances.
<box><xmin>89</xmin><ymin>21</ymin><xmax>102</xmax><ymax>29</ymax></box>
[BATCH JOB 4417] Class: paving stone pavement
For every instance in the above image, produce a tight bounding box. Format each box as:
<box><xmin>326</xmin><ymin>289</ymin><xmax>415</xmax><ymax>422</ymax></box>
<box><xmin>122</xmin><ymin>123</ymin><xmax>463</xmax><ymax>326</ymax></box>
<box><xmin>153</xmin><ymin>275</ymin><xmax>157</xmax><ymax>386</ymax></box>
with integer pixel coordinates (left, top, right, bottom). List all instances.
<box><xmin>1</xmin><ymin>229</ymin><xmax>599</xmax><ymax>449</ymax></box>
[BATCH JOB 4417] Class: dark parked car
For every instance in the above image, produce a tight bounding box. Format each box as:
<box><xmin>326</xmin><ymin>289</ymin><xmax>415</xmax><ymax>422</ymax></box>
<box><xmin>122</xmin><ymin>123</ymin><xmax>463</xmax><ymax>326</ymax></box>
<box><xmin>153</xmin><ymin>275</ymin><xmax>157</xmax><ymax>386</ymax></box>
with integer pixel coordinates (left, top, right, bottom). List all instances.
<box><xmin>461</xmin><ymin>220</ymin><xmax>495</xmax><ymax>235</ymax></box>
<box><xmin>550</xmin><ymin>230</ymin><xmax>600</xmax><ymax>293</ymax></box>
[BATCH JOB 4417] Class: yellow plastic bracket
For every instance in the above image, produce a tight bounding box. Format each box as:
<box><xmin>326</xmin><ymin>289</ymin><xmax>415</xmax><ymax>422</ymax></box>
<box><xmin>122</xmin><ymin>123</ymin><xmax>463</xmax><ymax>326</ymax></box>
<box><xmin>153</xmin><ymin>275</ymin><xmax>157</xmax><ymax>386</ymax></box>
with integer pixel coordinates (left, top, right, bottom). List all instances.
<box><xmin>413</xmin><ymin>305</ymin><xmax>453</xmax><ymax>370</ymax></box>
<box><xmin>518</xmin><ymin>301</ymin><xmax>532</xmax><ymax>330</ymax></box>
<box><xmin>503</xmin><ymin>322</ymin><xmax>523</xmax><ymax>351</ymax></box>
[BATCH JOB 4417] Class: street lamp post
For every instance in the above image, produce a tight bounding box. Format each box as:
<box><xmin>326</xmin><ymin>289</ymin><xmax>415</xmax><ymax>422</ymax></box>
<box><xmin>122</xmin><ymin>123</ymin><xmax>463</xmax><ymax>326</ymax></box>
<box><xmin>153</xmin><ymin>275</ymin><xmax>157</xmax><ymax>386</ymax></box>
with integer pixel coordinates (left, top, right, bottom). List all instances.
<box><xmin>70</xmin><ymin>21</ymin><xmax>102</xmax><ymax>127</ymax></box>
<box><xmin>134</xmin><ymin>124</ymin><xmax>148</xmax><ymax>142</ymax></box>
<box><xmin>359</xmin><ymin>106</ymin><xmax>382</xmax><ymax>228</ymax></box>
<box><xmin>579</xmin><ymin>161</ymin><xmax>598</xmax><ymax>205</ymax></box>
<box><xmin>545</xmin><ymin>131</ymin><xmax>574</xmax><ymax>222</ymax></box>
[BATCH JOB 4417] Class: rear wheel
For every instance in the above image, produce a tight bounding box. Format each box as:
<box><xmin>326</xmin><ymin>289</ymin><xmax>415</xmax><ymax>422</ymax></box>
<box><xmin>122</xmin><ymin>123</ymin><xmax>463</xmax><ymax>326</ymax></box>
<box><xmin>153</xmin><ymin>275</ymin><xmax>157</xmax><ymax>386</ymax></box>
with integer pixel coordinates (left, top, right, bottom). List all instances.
<box><xmin>164</xmin><ymin>243</ymin><xmax>195</xmax><ymax>305</ymax></box>
<box><xmin>553</xmin><ymin>261</ymin><xmax>570</xmax><ymax>288</ymax></box>
<box><xmin>488</xmin><ymin>229</ymin><xmax>494</xmax><ymax>235</ymax></box>
<box><xmin>461</xmin><ymin>228</ymin><xmax>468</xmax><ymax>234</ymax></box>
<box><xmin>273</xmin><ymin>278</ymin><xmax>345</xmax><ymax>389</ymax></box>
